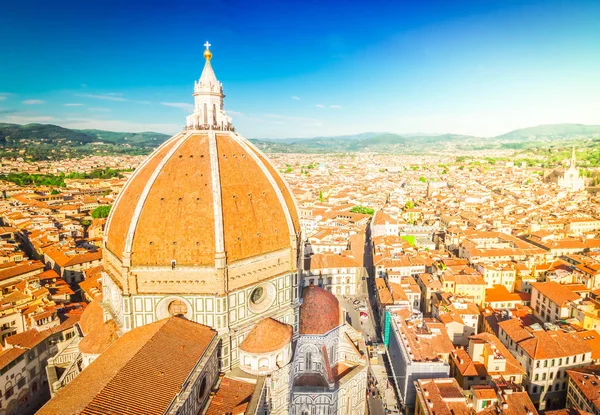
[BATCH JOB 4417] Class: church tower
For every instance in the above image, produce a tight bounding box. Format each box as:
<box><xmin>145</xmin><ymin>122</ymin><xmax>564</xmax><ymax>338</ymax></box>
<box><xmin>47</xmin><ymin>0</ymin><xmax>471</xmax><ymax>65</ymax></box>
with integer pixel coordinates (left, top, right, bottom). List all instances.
<box><xmin>558</xmin><ymin>145</ymin><xmax>585</xmax><ymax>192</ymax></box>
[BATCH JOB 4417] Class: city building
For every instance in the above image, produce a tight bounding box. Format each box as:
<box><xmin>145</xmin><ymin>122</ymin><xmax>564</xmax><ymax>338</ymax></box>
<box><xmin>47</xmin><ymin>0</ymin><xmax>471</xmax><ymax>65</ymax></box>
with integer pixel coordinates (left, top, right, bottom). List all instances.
<box><xmin>565</xmin><ymin>365</ymin><xmax>600</xmax><ymax>415</ymax></box>
<box><xmin>386</xmin><ymin>309</ymin><xmax>454</xmax><ymax>409</ymax></box>
<box><xmin>498</xmin><ymin>318</ymin><xmax>593</xmax><ymax>409</ymax></box>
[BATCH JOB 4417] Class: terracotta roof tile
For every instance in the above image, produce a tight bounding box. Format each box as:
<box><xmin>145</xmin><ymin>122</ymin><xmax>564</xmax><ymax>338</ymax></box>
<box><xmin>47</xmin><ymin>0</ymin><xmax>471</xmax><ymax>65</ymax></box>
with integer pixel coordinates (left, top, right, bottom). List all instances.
<box><xmin>38</xmin><ymin>317</ymin><xmax>217</xmax><ymax>415</ymax></box>
<box><xmin>239</xmin><ymin>317</ymin><xmax>292</xmax><ymax>353</ymax></box>
<box><xmin>299</xmin><ymin>285</ymin><xmax>341</xmax><ymax>335</ymax></box>
<box><xmin>78</xmin><ymin>300</ymin><xmax>119</xmax><ymax>355</ymax></box>
<box><xmin>205</xmin><ymin>377</ymin><xmax>256</xmax><ymax>415</ymax></box>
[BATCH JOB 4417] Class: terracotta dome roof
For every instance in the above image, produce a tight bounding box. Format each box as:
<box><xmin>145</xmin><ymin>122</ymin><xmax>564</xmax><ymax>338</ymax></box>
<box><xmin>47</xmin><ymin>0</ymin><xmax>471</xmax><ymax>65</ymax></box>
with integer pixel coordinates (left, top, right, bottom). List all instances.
<box><xmin>239</xmin><ymin>317</ymin><xmax>292</xmax><ymax>354</ymax></box>
<box><xmin>78</xmin><ymin>300</ymin><xmax>119</xmax><ymax>355</ymax></box>
<box><xmin>299</xmin><ymin>286</ymin><xmax>341</xmax><ymax>335</ymax></box>
<box><xmin>105</xmin><ymin>132</ymin><xmax>299</xmax><ymax>268</ymax></box>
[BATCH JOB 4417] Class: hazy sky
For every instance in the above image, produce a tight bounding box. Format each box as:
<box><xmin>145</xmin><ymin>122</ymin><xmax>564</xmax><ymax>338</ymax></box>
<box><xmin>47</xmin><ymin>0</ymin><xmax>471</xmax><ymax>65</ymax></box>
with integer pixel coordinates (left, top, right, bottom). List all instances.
<box><xmin>1</xmin><ymin>0</ymin><xmax>599</xmax><ymax>138</ymax></box>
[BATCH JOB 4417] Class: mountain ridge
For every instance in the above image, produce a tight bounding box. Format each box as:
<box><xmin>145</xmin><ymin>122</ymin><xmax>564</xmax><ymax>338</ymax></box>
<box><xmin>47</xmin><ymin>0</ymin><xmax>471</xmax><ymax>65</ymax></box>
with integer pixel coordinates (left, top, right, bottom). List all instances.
<box><xmin>1</xmin><ymin>122</ymin><xmax>599</xmax><ymax>159</ymax></box>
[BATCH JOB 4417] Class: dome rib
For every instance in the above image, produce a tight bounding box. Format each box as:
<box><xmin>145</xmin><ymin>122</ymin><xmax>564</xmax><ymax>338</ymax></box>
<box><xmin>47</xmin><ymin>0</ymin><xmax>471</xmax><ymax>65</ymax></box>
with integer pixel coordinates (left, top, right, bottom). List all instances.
<box><xmin>232</xmin><ymin>133</ymin><xmax>296</xmax><ymax>238</ymax></box>
<box><xmin>124</xmin><ymin>132</ymin><xmax>192</xmax><ymax>257</ymax></box>
<box><xmin>208</xmin><ymin>131</ymin><xmax>225</xmax><ymax>254</ymax></box>
<box><xmin>105</xmin><ymin>136</ymin><xmax>177</xmax><ymax>238</ymax></box>
<box><xmin>104</xmin><ymin>134</ymin><xmax>184</xmax><ymax>258</ymax></box>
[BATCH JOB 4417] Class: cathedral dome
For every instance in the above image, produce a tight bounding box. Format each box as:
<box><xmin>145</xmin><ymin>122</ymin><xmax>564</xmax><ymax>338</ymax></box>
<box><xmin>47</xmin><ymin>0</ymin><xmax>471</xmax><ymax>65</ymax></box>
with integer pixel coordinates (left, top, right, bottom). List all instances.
<box><xmin>101</xmin><ymin>43</ymin><xmax>301</xmax><ymax>341</ymax></box>
<box><xmin>299</xmin><ymin>286</ymin><xmax>342</xmax><ymax>335</ymax></box>
<box><xmin>104</xmin><ymin>130</ymin><xmax>300</xmax><ymax>293</ymax></box>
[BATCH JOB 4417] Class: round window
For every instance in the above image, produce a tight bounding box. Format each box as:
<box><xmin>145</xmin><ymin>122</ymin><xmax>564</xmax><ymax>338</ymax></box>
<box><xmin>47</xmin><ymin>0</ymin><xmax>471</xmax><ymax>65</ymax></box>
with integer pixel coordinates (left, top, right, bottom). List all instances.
<box><xmin>196</xmin><ymin>377</ymin><xmax>207</xmax><ymax>403</ymax></box>
<box><xmin>251</xmin><ymin>287</ymin><xmax>265</xmax><ymax>305</ymax></box>
<box><xmin>168</xmin><ymin>299</ymin><xmax>188</xmax><ymax>316</ymax></box>
<box><xmin>248</xmin><ymin>283</ymin><xmax>276</xmax><ymax>314</ymax></box>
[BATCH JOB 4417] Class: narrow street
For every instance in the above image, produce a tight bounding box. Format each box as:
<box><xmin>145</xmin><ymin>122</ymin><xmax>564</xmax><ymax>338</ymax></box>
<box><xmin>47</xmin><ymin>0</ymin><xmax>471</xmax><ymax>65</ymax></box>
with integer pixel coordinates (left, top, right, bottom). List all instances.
<box><xmin>341</xmin><ymin>224</ymin><xmax>401</xmax><ymax>414</ymax></box>
<box><xmin>367</xmin><ymin>395</ymin><xmax>386</xmax><ymax>415</ymax></box>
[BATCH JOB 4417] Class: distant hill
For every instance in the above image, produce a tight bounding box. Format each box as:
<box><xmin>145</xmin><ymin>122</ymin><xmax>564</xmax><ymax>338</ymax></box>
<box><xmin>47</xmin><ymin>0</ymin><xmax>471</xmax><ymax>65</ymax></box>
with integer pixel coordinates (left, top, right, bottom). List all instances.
<box><xmin>251</xmin><ymin>124</ymin><xmax>600</xmax><ymax>153</ymax></box>
<box><xmin>0</xmin><ymin>123</ymin><xmax>98</xmax><ymax>145</ymax></box>
<box><xmin>2</xmin><ymin>122</ymin><xmax>600</xmax><ymax>159</ymax></box>
<box><xmin>252</xmin><ymin>132</ymin><xmax>479</xmax><ymax>153</ymax></box>
<box><xmin>75</xmin><ymin>129</ymin><xmax>170</xmax><ymax>147</ymax></box>
<box><xmin>0</xmin><ymin>123</ymin><xmax>171</xmax><ymax>161</ymax></box>
<box><xmin>496</xmin><ymin>123</ymin><xmax>600</xmax><ymax>141</ymax></box>
<box><xmin>255</xmin><ymin>132</ymin><xmax>385</xmax><ymax>144</ymax></box>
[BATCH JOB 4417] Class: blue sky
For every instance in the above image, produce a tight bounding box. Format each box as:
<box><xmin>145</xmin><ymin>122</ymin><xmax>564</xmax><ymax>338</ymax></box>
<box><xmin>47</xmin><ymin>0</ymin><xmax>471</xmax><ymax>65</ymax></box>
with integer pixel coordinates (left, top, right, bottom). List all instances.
<box><xmin>1</xmin><ymin>0</ymin><xmax>599</xmax><ymax>138</ymax></box>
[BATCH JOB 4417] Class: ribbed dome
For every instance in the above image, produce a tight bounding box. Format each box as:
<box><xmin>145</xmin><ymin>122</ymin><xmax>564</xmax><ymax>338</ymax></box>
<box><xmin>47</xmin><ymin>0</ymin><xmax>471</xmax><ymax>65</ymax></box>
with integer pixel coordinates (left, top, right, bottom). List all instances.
<box><xmin>105</xmin><ymin>131</ymin><xmax>299</xmax><ymax>268</ymax></box>
<box><xmin>240</xmin><ymin>317</ymin><xmax>292</xmax><ymax>353</ymax></box>
<box><xmin>299</xmin><ymin>286</ymin><xmax>341</xmax><ymax>335</ymax></box>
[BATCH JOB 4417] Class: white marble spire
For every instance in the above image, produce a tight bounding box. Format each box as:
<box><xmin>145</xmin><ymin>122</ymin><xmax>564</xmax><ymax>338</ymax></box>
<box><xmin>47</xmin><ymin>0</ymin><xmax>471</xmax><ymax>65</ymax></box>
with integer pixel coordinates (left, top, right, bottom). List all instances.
<box><xmin>185</xmin><ymin>42</ymin><xmax>234</xmax><ymax>131</ymax></box>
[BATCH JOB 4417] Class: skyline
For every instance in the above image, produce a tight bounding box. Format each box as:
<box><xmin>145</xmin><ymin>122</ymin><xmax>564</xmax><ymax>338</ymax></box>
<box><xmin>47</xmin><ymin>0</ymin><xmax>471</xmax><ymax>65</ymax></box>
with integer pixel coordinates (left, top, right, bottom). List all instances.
<box><xmin>1</xmin><ymin>0</ymin><xmax>600</xmax><ymax>138</ymax></box>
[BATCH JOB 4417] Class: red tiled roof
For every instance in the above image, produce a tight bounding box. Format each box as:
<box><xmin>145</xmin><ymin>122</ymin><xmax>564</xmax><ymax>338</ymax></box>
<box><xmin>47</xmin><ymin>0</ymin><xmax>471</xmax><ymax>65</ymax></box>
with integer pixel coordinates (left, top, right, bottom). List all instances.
<box><xmin>299</xmin><ymin>285</ymin><xmax>341</xmax><ymax>335</ymax></box>
<box><xmin>205</xmin><ymin>377</ymin><xmax>255</xmax><ymax>415</ymax></box>
<box><xmin>38</xmin><ymin>316</ymin><xmax>217</xmax><ymax>415</ymax></box>
<box><xmin>0</xmin><ymin>347</ymin><xmax>26</xmax><ymax>371</ymax></box>
<box><xmin>499</xmin><ymin>318</ymin><xmax>592</xmax><ymax>359</ymax></box>
<box><xmin>239</xmin><ymin>317</ymin><xmax>292</xmax><ymax>353</ymax></box>
<box><xmin>531</xmin><ymin>281</ymin><xmax>581</xmax><ymax>306</ymax></box>
<box><xmin>0</xmin><ymin>260</ymin><xmax>45</xmax><ymax>282</ymax></box>
<box><xmin>78</xmin><ymin>300</ymin><xmax>119</xmax><ymax>355</ymax></box>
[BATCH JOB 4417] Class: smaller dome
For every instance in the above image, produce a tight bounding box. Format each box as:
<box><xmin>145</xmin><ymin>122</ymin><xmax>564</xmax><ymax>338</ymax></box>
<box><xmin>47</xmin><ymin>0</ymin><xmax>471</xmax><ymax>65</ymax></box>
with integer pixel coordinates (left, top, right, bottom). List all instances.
<box><xmin>299</xmin><ymin>286</ymin><xmax>341</xmax><ymax>335</ymax></box>
<box><xmin>78</xmin><ymin>300</ymin><xmax>119</xmax><ymax>355</ymax></box>
<box><xmin>240</xmin><ymin>318</ymin><xmax>292</xmax><ymax>354</ymax></box>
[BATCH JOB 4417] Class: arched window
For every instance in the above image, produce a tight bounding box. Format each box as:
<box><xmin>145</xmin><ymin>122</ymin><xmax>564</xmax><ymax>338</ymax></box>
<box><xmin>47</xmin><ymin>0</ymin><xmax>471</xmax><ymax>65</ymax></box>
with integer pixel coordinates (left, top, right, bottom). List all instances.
<box><xmin>306</xmin><ymin>352</ymin><xmax>312</xmax><ymax>371</ymax></box>
<box><xmin>213</xmin><ymin>103</ymin><xmax>217</xmax><ymax>125</ymax></box>
<box><xmin>203</xmin><ymin>103</ymin><xmax>208</xmax><ymax>125</ymax></box>
<box><xmin>258</xmin><ymin>357</ymin><xmax>269</xmax><ymax>369</ymax></box>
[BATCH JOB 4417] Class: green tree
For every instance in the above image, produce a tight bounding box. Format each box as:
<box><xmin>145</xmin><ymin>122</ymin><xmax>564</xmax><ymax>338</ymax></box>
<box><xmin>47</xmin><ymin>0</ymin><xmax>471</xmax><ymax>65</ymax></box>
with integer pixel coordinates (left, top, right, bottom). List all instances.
<box><xmin>350</xmin><ymin>205</ymin><xmax>375</xmax><ymax>215</ymax></box>
<box><xmin>405</xmin><ymin>200</ymin><xmax>415</xmax><ymax>209</ymax></box>
<box><xmin>419</xmin><ymin>176</ymin><xmax>427</xmax><ymax>183</ymax></box>
<box><xmin>91</xmin><ymin>205</ymin><xmax>111</xmax><ymax>219</ymax></box>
